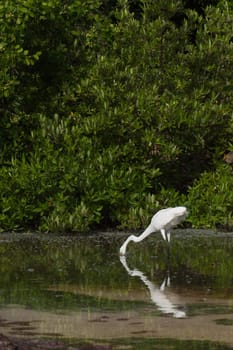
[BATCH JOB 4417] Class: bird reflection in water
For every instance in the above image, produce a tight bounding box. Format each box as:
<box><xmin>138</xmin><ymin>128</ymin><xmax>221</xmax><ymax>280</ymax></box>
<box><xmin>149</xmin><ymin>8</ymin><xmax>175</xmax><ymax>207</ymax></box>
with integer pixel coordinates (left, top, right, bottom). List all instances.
<box><xmin>120</xmin><ymin>255</ymin><xmax>186</xmax><ymax>319</ymax></box>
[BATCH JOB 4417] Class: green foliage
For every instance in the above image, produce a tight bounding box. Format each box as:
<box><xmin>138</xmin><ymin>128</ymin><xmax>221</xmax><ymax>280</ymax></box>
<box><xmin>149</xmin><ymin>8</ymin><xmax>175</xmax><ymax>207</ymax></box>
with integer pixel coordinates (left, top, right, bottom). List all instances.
<box><xmin>0</xmin><ymin>0</ymin><xmax>232</xmax><ymax>232</ymax></box>
<box><xmin>187</xmin><ymin>165</ymin><xmax>233</xmax><ymax>228</ymax></box>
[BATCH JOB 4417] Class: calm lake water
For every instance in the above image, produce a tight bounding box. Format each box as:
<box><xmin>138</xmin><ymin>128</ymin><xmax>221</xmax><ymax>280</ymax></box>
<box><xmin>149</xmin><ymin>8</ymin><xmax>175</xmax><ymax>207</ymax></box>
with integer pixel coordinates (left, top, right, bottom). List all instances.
<box><xmin>0</xmin><ymin>230</ymin><xmax>233</xmax><ymax>349</ymax></box>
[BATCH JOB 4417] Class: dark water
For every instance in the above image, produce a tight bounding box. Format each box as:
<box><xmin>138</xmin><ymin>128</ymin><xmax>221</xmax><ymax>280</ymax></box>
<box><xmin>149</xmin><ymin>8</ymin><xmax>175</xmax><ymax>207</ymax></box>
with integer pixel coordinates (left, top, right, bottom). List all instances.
<box><xmin>0</xmin><ymin>230</ymin><xmax>233</xmax><ymax>349</ymax></box>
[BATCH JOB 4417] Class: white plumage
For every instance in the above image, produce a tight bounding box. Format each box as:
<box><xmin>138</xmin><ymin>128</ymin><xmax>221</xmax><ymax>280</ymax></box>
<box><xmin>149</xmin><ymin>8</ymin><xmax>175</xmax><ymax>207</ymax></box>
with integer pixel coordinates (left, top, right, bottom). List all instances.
<box><xmin>119</xmin><ymin>206</ymin><xmax>188</xmax><ymax>255</ymax></box>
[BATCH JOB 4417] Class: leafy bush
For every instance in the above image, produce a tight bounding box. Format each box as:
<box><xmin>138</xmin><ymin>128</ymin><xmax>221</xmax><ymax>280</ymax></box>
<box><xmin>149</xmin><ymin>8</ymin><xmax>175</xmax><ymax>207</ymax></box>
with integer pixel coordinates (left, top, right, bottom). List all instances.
<box><xmin>187</xmin><ymin>165</ymin><xmax>233</xmax><ymax>228</ymax></box>
<box><xmin>0</xmin><ymin>0</ymin><xmax>233</xmax><ymax>232</ymax></box>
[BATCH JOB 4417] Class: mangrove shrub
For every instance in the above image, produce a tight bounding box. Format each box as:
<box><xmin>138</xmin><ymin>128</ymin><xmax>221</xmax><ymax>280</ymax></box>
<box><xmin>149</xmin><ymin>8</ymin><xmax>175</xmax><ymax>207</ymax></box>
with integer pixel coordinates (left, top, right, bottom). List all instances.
<box><xmin>0</xmin><ymin>0</ymin><xmax>232</xmax><ymax>231</ymax></box>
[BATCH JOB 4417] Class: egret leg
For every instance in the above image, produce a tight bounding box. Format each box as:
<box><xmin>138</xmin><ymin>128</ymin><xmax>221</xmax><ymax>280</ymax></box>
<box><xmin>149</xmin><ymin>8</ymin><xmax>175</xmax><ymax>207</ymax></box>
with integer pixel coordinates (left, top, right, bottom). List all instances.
<box><xmin>160</xmin><ymin>274</ymin><xmax>170</xmax><ymax>291</ymax></box>
<box><xmin>167</xmin><ymin>232</ymin><xmax>171</xmax><ymax>243</ymax></box>
<box><xmin>166</xmin><ymin>243</ymin><xmax>171</xmax><ymax>266</ymax></box>
<box><xmin>160</xmin><ymin>277</ymin><xmax>166</xmax><ymax>291</ymax></box>
<box><xmin>160</xmin><ymin>229</ymin><xmax>166</xmax><ymax>241</ymax></box>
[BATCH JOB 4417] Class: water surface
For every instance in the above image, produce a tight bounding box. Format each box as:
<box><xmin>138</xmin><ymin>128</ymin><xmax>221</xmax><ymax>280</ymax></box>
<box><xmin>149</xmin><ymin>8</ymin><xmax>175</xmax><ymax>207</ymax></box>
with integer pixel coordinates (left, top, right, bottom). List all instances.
<box><xmin>0</xmin><ymin>230</ymin><xmax>233</xmax><ymax>349</ymax></box>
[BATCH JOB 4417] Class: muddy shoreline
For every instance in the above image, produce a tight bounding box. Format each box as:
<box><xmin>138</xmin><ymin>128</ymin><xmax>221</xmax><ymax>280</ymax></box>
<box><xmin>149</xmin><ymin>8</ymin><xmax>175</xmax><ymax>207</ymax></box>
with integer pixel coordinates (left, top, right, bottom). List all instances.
<box><xmin>0</xmin><ymin>333</ymin><xmax>110</xmax><ymax>350</ymax></box>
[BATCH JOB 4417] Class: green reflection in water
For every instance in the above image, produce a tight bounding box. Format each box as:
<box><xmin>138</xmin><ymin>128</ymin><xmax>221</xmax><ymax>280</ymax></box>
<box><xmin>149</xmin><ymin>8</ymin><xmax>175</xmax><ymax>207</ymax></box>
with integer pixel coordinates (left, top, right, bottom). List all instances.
<box><xmin>0</xmin><ymin>232</ymin><xmax>233</xmax><ymax>349</ymax></box>
<box><xmin>215</xmin><ymin>318</ymin><xmax>233</xmax><ymax>326</ymax></box>
<box><xmin>0</xmin><ymin>231</ymin><xmax>232</xmax><ymax>314</ymax></box>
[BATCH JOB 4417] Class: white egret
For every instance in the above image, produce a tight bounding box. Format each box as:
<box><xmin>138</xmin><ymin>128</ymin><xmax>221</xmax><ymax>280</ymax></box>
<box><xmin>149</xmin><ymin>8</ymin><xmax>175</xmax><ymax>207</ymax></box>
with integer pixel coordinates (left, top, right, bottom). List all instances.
<box><xmin>119</xmin><ymin>206</ymin><xmax>188</xmax><ymax>255</ymax></box>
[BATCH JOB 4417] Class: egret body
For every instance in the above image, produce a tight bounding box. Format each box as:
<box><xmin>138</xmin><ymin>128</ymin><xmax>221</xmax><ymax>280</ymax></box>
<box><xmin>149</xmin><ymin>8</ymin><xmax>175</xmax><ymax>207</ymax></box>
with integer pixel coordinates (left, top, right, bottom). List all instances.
<box><xmin>119</xmin><ymin>206</ymin><xmax>188</xmax><ymax>255</ymax></box>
